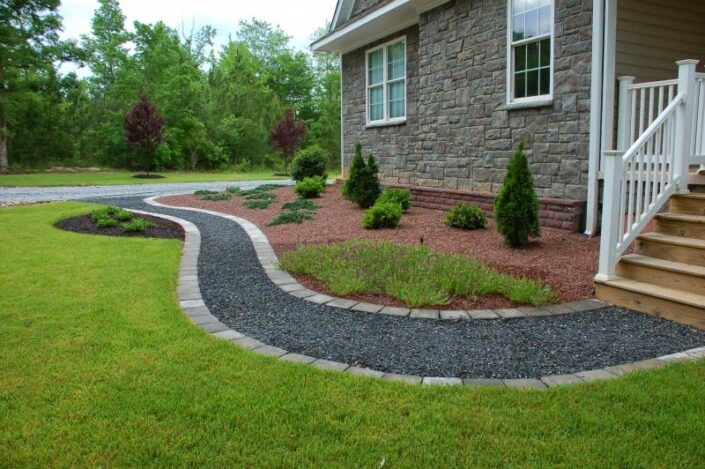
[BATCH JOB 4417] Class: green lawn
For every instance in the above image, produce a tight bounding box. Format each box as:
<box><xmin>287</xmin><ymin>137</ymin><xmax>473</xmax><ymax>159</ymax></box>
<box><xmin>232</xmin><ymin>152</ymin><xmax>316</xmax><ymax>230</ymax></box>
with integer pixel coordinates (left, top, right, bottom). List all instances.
<box><xmin>0</xmin><ymin>170</ymin><xmax>289</xmax><ymax>187</ymax></box>
<box><xmin>1</xmin><ymin>202</ymin><xmax>704</xmax><ymax>466</ymax></box>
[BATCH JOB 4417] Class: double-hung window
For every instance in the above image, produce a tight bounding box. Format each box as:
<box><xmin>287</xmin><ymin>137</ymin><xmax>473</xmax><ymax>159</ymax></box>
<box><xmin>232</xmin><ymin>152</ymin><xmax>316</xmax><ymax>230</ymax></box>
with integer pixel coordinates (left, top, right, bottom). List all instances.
<box><xmin>366</xmin><ymin>38</ymin><xmax>406</xmax><ymax>125</ymax></box>
<box><xmin>508</xmin><ymin>0</ymin><xmax>553</xmax><ymax>103</ymax></box>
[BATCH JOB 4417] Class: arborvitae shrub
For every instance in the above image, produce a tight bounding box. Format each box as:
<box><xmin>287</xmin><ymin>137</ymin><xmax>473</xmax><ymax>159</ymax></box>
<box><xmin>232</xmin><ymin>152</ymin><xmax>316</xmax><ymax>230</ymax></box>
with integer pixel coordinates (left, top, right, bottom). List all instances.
<box><xmin>494</xmin><ymin>143</ymin><xmax>540</xmax><ymax>247</ymax></box>
<box><xmin>342</xmin><ymin>143</ymin><xmax>381</xmax><ymax>208</ymax></box>
<box><xmin>290</xmin><ymin>145</ymin><xmax>328</xmax><ymax>182</ymax></box>
<box><xmin>445</xmin><ymin>203</ymin><xmax>486</xmax><ymax>230</ymax></box>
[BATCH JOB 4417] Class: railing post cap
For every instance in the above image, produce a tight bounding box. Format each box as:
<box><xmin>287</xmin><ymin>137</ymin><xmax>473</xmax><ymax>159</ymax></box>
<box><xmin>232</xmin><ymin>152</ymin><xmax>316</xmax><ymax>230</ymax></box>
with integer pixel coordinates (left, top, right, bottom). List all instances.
<box><xmin>676</xmin><ymin>59</ymin><xmax>700</xmax><ymax>66</ymax></box>
<box><xmin>617</xmin><ymin>75</ymin><xmax>636</xmax><ymax>82</ymax></box>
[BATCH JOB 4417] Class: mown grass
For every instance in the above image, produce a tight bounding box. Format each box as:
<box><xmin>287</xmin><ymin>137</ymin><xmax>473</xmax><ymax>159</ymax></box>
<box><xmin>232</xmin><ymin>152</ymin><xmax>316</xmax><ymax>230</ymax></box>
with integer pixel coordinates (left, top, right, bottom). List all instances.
<box><xmin>0</xmin><ymin>170</ymin><xmax>289</xmax><ymax>187</ymax></box>
<box><xmin>280</xmin><ymin>240</ymin><xmax>556</xmax><ymax>307</ymax></box>
<box><xmin>1</xmin><ymin>202</ymin><xmax>705</xmax><ymax>466</ymax></box>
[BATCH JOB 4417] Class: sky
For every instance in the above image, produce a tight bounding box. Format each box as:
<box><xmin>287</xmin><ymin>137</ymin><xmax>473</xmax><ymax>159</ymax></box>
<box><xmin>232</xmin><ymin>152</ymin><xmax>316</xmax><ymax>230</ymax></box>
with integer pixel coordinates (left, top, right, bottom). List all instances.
<box><xmin>58</xmin><ymin>0</ymin><xmax>337</xmax><ymax>52</ymax></box>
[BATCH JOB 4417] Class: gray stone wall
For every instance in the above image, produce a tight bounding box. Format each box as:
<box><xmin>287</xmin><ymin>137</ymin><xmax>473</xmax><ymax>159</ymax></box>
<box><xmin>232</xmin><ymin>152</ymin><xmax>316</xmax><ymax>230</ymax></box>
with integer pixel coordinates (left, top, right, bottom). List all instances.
<box><xmin>350</xmin><ymin>0</ymin><xmax>390</xmax><ymax>18</ymax></box>
<box><xmin>341</xmin><ymin>0</ymin><xmax>593</xmax><ymax>201</ymax></box>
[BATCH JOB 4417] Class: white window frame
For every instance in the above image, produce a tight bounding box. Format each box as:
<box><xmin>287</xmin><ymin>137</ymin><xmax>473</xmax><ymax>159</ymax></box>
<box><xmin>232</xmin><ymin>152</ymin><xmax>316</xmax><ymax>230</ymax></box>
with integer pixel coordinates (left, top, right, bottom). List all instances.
<box><xmin>365</xmin><ymin>37</ymin><xmax>407</xmax><ymax>126</ymax></box>
<box><xmin>506</xmin><ymin>0</ymin><xmax>554</xmax><ymax>106</ymax></box>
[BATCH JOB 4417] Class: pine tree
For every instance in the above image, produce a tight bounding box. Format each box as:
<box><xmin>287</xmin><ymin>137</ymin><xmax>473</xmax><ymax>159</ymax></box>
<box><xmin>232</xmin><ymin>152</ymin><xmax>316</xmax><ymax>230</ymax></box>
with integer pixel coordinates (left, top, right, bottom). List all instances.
<box><xmin>494</xmin><ymin>143</ymin><xmax>540</xmax><ymax>247</ymax></box>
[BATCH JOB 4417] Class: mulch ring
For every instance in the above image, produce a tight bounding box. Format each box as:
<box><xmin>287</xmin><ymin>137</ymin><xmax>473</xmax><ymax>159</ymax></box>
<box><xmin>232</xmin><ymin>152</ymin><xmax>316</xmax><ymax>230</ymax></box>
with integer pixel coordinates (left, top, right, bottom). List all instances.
<box><xmin>55</xmin><ymin>213</ymin><xmax>185</xmax><ymax>240</ymax></box>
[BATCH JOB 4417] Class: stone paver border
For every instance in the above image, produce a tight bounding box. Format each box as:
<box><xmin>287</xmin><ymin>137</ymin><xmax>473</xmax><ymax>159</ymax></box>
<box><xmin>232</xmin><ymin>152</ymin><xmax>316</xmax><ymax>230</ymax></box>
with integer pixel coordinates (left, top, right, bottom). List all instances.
<box><xmin>147</xmin><ymin>195</ymin><xmax>608</xmax><ymax>321</ymax></box>
<box><xmin>129</xmin><ymin>200</ymin><xmax>705</xmax><ymax>389</ymax></box>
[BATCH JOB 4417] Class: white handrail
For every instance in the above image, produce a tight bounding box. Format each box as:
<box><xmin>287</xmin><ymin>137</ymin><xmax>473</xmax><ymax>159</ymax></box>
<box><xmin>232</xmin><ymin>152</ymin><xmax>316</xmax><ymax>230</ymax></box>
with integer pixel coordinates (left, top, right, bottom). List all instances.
<box><xmin>597</xmin><ymin>59</ymin><xmax>699</xmax><ymax>281</ymax></box>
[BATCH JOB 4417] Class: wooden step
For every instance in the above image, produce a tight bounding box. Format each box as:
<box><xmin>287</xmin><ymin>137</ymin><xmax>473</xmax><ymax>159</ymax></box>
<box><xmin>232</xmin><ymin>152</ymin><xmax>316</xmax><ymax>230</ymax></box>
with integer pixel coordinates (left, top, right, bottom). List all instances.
<box><xmin>637</xmin><ymin>232</ymin><xmax>705</xmax><ymax>267</ymax></box>
<box><xmin>670</xmin><ymin>193</ymin><xmax>705</xmax><ymax>216</ymax></box>
<box><xmin>617</xmin><ymin>254</ymin><xmax>705</xmax><ymax>295</ymax></box>
<box><xmin>595</xmin><ymin>277</ymin><xmax>705</xmax><ymax>329</ymax></box>
<box><xmin>654</xmin><ymin>212</ymin><xmax>705</xmax><ymax>239</ymax></box>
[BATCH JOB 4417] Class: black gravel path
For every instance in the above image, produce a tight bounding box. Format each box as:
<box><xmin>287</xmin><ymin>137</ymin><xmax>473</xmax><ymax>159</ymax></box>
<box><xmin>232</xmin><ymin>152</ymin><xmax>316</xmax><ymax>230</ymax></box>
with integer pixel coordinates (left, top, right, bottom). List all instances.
<box><xmin>94</xmin><ymin>196</ymin><xmax>705</xmax><ymax>379</ymax></box>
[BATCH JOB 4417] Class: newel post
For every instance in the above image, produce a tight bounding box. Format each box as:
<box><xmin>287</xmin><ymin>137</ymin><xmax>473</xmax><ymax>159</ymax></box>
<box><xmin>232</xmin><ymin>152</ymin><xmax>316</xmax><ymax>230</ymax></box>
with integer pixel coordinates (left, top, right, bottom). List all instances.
<box><xmin>674</xmin><ymin>59</ymin><xmax>699</xmax><ymax>192</ymax></box>
<box><xmin>617</xmin><ymin>76</ymin><xmax>635</xmax><ymax>151</ymax></box>
<box><xmin>596</xmin><ymin>151</ymin><xmax>624</xmax><ymax>281</ymax></box>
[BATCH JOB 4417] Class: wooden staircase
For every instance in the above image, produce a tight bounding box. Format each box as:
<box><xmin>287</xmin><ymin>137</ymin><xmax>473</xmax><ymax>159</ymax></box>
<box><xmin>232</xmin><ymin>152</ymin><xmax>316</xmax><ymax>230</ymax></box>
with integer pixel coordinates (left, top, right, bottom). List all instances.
<box><xmin>595</xmin><ymin>193</ymin><xmax>705</xmax><ymax>329</ymax></box>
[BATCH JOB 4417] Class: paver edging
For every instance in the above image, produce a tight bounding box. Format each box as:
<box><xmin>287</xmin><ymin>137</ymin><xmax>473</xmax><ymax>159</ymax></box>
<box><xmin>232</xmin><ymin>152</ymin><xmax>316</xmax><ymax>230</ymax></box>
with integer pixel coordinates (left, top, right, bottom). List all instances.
<box><xmin>128</xmin><ymin>203</ymin><xmax>705</xmax><ymax>390</ymax></box>
<box><xmin>142</xmin><ymin>195</ymin><xmax>608</xmax><ymax>322</ymax></box>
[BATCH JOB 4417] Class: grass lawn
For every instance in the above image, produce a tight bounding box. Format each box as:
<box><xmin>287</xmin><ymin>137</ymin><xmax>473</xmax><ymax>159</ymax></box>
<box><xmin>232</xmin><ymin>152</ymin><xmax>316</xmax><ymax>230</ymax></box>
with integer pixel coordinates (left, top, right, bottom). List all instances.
<box><xmin>0</xmin><ymin>170</ymin><xmax>290</xmax><ymax>187</ymax></box>
<box><xmin>1</xmin><ymin>202</ymin><xmax>704</xmax><ymax>466</ymax></box>
<box><xmin>280</xmin><ymin>240</ymin><xmax>556</xmax><ymax>307</ymax></box>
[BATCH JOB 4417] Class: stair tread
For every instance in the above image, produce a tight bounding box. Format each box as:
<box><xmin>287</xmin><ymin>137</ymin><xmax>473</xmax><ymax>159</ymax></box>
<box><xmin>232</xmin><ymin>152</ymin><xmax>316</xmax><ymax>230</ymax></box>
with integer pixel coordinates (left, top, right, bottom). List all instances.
<box><xmin>595</xmin><ymin>277</ymin><xmax>705</xmax><ymax>308</ymax></box>
<box><xmin>638</xmin><ymin>232</ymin><xmax>705</xmax><ymax>249</ymax></box>
<box><xmin>656</xmin><ymin>212</ymin><xmax>705</xmax><ymax>223</ymax></box>
<box><xmin>621</xmin><ymin>254</ymin><xmax>705</xmax><ymax>277</ymax></box>
<box><xmin>672</xmin><ymin>193</ymin><xmax>705</xmax><ymax>200</ymax></box>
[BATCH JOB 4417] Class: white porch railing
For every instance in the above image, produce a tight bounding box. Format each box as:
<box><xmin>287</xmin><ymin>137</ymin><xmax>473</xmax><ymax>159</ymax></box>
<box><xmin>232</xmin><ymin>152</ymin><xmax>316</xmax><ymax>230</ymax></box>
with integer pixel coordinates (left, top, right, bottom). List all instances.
<box><xmin>691</xmin><ymin>73</ymin><xmax>705</xmax><ymax>162</ymax></box>
<box><xmin>597</xmin><ymin>60</ymin><xmax>700</xmax><ymax>280</ymax></box>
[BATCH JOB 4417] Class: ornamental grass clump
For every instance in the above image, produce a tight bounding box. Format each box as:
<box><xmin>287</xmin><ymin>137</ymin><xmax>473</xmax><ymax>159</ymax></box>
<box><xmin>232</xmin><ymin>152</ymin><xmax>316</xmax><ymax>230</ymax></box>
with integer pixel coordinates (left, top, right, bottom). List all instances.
<box><xmin>494</xmin><ymin>143</ymin><xmax>540</xmax><ymax>247</ymax></box>
<box><xmin>342</xmin><ymin>143</ymin><xmax>381</xmax><ymax>208</ymax></box>
<box><xmin>445</xmin><ymin>203</ymin><xmax>487</xmax><ymax>230</ymax></box>
<box><xmin>280</xmin><ymin>240</ymin><xmax>556</xmax><ymax>307</ymax></box>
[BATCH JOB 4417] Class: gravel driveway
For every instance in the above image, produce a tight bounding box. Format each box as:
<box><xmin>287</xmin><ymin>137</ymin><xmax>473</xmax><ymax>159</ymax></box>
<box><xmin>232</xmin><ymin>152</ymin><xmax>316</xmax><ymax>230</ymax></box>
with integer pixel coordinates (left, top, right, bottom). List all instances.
<box><xmin>0</xmin><ymin>179</ymin><xmax>292</xmax><ymax>206</ymax></box>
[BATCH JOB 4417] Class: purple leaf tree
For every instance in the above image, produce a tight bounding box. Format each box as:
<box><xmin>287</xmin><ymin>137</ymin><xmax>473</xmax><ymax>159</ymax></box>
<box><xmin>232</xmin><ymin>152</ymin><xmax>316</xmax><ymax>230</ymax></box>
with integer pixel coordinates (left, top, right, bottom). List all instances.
<box><xmin>270</xmin><ymin>109</ymin><xmax>307</xmax><ymax>174</ymax></box>
<box><xmin>124</xmin><ymin>95</ymin><xmax>166</xmax><ymax>176</ymax></box>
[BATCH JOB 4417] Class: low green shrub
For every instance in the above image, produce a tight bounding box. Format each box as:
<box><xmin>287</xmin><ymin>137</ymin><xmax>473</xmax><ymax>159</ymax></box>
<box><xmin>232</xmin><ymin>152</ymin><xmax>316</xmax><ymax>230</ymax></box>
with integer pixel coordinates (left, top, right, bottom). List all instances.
<box><xmin>268</xmin><ymin>210</ymin><xmax>316</xmax><ymax>226</ymax></box>
<box><xmin>122</xmin><ymin>218</ymin><xmax>156</xmax><ymax>232</ymax></box>
<box><xmin>114</xmin><ymin>209</ymin><xmax>134</xmax><ymax>222</ymax></box>
<box><xmin>378</xmin><ymin>188</ymin><xmax>410</xmax><ymax>212</ymax></box>
<box><xmin>445</xmin><ymin>203</ymin><xmax>487</xmax><ymax>230</ymax></box>
<box><xmin>290</xmin><ymin>145</ymin><xmax>328</xmax><ymax>182</ymax></box>
<box><xmin>201</xmin><ymin>193</ymin><xmax>232</xmax><ymax>201</ymax></box>
<box><xmin>245</xmin><ymin>192</ymin><xmax>277</xmax><ymax>201</ymax></box>
<box><xmin>96</xmin><ymin>217</ymin><xmax>118</xmax><ymax>229</ymax></box>
<box><xmin>294</xmin><ymin>176</ymin><xmax>326</xmax><ymax>198</ymax></box>
<box><xmin>282</xmin><ymin>199</ymin><xmax>318</xmax><ymax>211</ymax></box>
<box><xmin>226</xmin><ymin>187</ymin><xmax>243</xmax><ymax>195</ymax></box>
<box><xmin>194</xmin><ymin>190</ymin><xmax>218</xmax><ymax>196</ymax></box>
<box><xmin>362</xmin><ymin>202</ymin><xmax>402</xmax><ymax>229</ymax></box>
<box><xmin>243</xmin><ymin>200</ymin><xmax>272</xmax><ymax>209</ymax></box>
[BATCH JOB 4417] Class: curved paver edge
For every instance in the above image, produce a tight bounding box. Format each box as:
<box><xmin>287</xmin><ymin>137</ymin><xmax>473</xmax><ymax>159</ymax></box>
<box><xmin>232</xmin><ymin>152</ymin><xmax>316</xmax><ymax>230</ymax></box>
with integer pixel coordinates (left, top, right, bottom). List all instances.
<box><xmin>146</xmin><ymin>194</ymin><xmax>608</xmax><ymax>321</ymax></box>
<box><xmin>130</xmin><ymin>201</ymin><xmax>705</xmax><ymax>389</ymax></box>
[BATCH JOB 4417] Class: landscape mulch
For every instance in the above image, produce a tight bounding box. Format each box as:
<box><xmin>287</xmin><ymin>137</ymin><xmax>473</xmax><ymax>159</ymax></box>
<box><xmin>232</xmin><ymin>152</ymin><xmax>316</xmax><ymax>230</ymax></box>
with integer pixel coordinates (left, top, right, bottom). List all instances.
<box><xmin>56</xmin><ymin>213</ymin><xmax>185</xmax><ymax>240</ymax></box>
<box><xmin>160</xmin><ymin>186</ymin><xmax>600</xmax><ymax>308</ymax></box>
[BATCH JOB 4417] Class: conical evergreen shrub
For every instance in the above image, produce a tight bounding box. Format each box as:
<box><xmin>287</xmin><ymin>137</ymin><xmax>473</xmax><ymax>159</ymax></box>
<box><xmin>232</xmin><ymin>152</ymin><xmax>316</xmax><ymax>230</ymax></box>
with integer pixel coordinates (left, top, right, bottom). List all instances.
<box><xmin>494</xmin><ymin>143</ymin><xmax>540</xmax><ymax>247</ymax></box>
<box><xmin>342</xmin><ymin>143</ymin><xmax>381</xmax><ymax>208</ymax></box>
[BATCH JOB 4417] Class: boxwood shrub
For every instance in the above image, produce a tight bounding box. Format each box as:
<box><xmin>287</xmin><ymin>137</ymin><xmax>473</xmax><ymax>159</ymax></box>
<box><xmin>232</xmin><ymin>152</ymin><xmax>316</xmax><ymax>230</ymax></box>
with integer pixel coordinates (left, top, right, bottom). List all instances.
<box><xmin>294</xmin><ymin>176</ymin><xmax>326</xmax><ymax>198</ymax></box>
<box><xmin>363</xmin><ymin>202</ymin><xmax>402</xmax><ymax>229</ymax></box>
<box><xmin>290</xmin><ymin>145</ymin><xmax>328</xmax><ymax>182</ymax></box>
<box><xmin>445</xmin><ymin>203</ymin><xmax>487</xmax><ymax>230</ymax></box>
<box><xmin>377</xmin><ymin>188</ymin><xmax>410</xmax><ymax>212</ymax></box>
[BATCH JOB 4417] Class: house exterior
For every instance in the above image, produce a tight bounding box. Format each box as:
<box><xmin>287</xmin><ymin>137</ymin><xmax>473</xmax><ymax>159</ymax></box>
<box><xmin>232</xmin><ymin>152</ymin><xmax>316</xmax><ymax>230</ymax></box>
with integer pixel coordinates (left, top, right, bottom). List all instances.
<box><xmin>313</xmin><ymin>0</ymin><xmax>705</xmax><ymax>234</ymax></box>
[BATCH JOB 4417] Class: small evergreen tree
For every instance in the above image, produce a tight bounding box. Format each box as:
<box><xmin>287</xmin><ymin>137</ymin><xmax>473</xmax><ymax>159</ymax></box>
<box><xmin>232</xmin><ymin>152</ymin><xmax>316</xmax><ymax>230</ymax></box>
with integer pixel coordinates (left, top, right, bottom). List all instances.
<box><xmin>124</xmin><ymin>95</ymin><xmax>166</xmax><ymax>176</ymax></box>
<box><xmin>494</xmin><ymin>143</ymin><xmax>540</xmax><ymax>247</ymax></box>
<box><xmin>342</xmin><ymin>143</ymin><xmax>381</xmax><ymax>208</ymax></box>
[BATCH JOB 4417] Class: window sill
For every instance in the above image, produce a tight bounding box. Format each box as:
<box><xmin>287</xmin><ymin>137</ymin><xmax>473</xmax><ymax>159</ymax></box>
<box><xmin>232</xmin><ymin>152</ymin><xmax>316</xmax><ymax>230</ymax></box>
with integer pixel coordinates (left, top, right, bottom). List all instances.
<box><xmin>501</xmin><ymin>98</ymin><xmax>554</xmax><ymax>111</ymax></box>
<box><xmin>365</xmin><ymin>119</ymin><xmax>407</xmax><ymax>129</ymax></box>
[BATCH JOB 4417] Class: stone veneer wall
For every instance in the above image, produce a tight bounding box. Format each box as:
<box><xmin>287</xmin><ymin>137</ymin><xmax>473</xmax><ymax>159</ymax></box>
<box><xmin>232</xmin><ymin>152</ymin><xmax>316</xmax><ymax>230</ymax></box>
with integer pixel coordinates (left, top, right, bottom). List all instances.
<box><xmin>350</xmin><ymin>0</ymin><xmax>391</xmax><ymax>18</ymax></box>
<box><xmin>341</xmin><ymin>0</ymin><xmax>594</xmax><ymax>230</ymax></box>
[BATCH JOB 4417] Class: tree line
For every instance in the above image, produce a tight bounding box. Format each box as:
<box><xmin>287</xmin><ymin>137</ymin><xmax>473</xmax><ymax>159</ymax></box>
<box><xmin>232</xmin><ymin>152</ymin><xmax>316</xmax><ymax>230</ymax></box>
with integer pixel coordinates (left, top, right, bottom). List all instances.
<box><xmin>0</xmin><ymin>0</ymin><xmax>341</xmax><ymax>173</ymax></box>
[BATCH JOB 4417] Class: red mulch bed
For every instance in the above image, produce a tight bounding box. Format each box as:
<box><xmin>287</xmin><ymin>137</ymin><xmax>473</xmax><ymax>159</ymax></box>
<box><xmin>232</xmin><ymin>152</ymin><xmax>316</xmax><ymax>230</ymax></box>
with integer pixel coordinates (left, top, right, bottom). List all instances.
<box><xmin>159</xmin><ymin>186</ymin><xmax>600</xmax><ymax>309</ymax></box>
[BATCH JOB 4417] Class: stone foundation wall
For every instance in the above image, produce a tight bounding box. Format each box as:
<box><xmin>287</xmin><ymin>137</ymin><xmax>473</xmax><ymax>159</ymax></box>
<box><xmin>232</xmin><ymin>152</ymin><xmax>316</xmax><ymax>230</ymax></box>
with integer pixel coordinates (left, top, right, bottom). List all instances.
<box><xmin>389</xmin><ymin>184</ymin><xmax>586</xmax><ymax>232</ymax></box>
<box><xmin>341</xmin><ymin>0</ymin><xmax>594</xmax><ymax>218</ymax></box>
